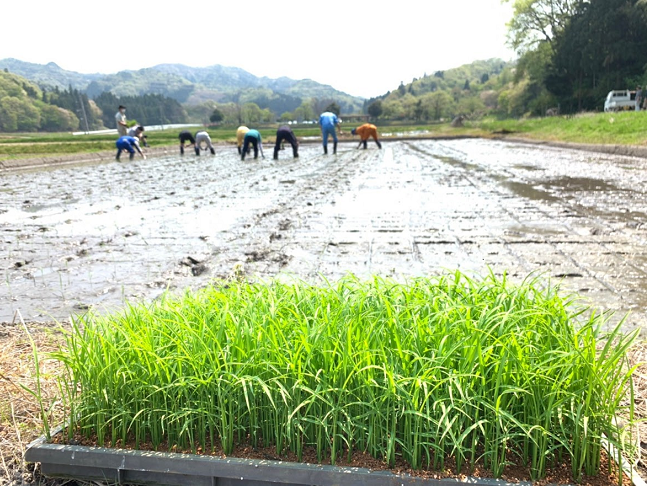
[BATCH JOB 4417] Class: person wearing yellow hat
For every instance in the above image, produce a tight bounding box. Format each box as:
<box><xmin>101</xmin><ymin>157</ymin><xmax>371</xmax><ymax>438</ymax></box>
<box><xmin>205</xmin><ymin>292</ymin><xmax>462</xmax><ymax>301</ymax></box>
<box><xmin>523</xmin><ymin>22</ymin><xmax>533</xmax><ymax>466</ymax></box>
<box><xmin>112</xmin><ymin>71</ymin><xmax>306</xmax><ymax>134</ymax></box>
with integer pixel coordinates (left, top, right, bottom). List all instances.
<box><xmin>351</xmin><ymin>123</ymin><xmax>382</xmax><ymax>149</ymax></box>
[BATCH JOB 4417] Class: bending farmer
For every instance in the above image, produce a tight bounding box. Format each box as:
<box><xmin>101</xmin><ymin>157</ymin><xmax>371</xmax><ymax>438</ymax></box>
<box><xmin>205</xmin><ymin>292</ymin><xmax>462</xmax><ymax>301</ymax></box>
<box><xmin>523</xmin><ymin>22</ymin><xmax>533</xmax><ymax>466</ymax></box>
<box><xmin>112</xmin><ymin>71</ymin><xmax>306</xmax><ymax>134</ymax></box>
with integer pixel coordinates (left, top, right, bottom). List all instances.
<box><xmin>195</xmin><ymin>130</ymin><xmax>216</xmax><ymax>155</ymax></box>
<box><xmin>236</xmin><ymin>126</ymin><xmax>250</xmax><ymax>154</ymax></box>
<box><xmin>274</xmin><ymin>125</ymin><xmax>299</xmax><ymax>160</ymax></box>
<box><xmin>352</xmin><ymin>123</ymin><xmax>382</xmax><ymax>149</ymax></box>
<box><xmin>127</xmin><ymin>125</ymin><xmax>148</xmax><ymax>147</ymax></box>
<box><xmin>179</xmin><ymin>130</ymin><xmax>198</xmax><ymax>155</ymax></box>
<box><xmin>116</xmin><ymin>136</ymin><xmax>146</xmax><ymax>161</ymax></box>
<box><xmin>241</xmin><ymin>129</ymin><xmax>263</xmax><ymax>160</ymax></box>
<box><xmin>319</xmin><ymin>111</ymin><xmax>340</xmax><ymax>155</ymax></box>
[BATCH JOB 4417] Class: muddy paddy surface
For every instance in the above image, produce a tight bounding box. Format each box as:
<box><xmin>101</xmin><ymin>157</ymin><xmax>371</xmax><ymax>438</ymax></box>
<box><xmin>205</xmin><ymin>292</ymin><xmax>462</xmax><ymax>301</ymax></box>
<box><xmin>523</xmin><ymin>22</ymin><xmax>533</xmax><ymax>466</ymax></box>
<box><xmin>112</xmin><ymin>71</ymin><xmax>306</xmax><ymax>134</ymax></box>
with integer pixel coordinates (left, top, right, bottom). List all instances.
<box><xmin>2</xmin><ymin>138</ymin><xmax>647</xmax><ymax>334</ymax></box>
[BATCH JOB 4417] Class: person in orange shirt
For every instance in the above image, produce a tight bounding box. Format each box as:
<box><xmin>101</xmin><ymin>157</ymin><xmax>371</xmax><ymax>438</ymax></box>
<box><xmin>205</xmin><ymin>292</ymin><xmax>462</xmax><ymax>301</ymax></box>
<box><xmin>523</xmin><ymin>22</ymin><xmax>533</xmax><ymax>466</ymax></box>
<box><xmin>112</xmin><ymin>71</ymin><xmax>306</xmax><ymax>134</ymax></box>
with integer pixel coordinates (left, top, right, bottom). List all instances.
<box><xmin>351</xmin><ymin>123</ymin><xmax>382</xmax><ymax>149</ymax></box>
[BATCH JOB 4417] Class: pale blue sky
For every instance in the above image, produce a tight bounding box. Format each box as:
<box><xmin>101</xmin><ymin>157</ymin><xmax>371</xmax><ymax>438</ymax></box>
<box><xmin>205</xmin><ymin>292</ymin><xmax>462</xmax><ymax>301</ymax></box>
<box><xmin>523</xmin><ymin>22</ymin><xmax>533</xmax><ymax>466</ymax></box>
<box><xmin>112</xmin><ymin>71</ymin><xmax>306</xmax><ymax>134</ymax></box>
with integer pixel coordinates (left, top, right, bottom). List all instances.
<box><xmin>1</xmin><ymin>0</ymin><xmax>516</xmax><ymax>98</ymax></box>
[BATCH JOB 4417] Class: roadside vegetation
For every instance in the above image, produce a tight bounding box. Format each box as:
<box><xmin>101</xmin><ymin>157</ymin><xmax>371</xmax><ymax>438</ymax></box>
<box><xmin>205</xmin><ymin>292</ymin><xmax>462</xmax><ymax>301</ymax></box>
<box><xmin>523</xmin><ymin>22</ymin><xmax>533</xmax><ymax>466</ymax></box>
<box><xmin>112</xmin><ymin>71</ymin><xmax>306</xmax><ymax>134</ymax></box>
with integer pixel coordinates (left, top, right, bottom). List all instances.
<box><xmin>477</xmin><ymin>110</ymin><xmax>647</xmax><ymax>145</ymax></box>
<box><xmin>48</xmin><ymin>273</ymin><xmax>637</xmax><ymax>481</ymax></box>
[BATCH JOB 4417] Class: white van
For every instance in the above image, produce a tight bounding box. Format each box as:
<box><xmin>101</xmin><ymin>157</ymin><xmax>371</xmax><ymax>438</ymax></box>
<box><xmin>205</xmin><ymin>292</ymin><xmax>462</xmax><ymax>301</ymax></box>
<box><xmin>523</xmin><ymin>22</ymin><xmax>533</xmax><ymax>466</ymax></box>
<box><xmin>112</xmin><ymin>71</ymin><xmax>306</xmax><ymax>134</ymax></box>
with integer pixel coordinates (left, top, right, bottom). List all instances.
<box><xmin>604</xmin><ymin>90</ymin><xmax>637</xmax><ymax>112</ymax></box>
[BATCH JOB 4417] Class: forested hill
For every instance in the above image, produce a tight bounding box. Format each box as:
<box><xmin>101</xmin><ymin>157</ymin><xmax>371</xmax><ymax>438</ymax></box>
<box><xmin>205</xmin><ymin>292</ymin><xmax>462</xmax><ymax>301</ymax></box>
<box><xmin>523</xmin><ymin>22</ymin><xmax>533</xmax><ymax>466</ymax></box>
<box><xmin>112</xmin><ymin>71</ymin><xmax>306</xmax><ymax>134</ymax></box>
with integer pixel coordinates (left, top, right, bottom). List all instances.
<box><xmin>0</xmin><ymin>58</ymin><xmax>101</xmax><ymax>90</ymax></box>
<box><xmin>367</xmin><ymin>1</ymin><xmax>647</xmax><ymax>119</ymax></box>
<box><xmin>364</xmin><ymin>58</ymin><xmax>513</xmax><ymax>121</ymax></box>
<box><xmin>0</xmin><ymin>59</ymin><xmax>364</xmax><ymax>114</ymax></box>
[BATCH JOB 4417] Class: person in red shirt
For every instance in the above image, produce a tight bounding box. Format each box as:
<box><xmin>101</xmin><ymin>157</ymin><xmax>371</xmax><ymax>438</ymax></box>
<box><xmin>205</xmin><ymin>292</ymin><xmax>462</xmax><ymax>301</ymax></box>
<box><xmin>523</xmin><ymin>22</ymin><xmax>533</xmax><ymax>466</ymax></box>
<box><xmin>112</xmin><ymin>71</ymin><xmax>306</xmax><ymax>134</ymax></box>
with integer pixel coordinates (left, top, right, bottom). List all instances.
<box><xmin>351</xmin><ymin>123</ymin><xmax>382</xmax><ymax>149</ymax></box>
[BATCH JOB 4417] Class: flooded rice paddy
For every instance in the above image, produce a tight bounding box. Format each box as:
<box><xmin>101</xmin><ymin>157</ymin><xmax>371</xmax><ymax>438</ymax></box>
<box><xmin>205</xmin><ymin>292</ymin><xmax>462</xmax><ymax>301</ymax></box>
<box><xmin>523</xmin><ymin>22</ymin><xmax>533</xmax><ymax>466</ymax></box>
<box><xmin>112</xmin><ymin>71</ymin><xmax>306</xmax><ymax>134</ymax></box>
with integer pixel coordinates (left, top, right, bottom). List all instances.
<box><xmin>2</xmin><ymin>138</ymin><xmax>647</xmax><ymax>333</ymax></box>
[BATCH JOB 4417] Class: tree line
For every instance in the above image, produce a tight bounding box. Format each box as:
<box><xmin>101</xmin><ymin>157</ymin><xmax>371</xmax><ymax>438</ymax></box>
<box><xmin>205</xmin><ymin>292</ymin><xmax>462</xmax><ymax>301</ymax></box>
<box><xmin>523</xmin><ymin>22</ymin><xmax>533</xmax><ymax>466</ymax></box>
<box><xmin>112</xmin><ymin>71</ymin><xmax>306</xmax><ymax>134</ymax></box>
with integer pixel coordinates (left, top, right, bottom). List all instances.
<box><xmin>501</xmin><ymin>0</ymin><xmax>647</xmax><ymax>115</ymax></box>
<box><xmin>360</xmin><ymin>0</ymin><xmax>647</xmax><ymax>121</ymax></box>
<box><xmin>0</xmin><ymin>67</ymin><xmax>352</xmax><ymax>132</ymax></box>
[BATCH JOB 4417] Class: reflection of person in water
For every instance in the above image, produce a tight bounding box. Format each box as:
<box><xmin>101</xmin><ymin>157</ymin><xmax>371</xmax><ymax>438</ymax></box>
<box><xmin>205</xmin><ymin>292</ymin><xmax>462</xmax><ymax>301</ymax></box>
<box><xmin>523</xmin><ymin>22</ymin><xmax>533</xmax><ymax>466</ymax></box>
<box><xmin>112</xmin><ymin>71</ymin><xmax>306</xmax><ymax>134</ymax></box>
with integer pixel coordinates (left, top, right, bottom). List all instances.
<box><xmin>236</xmin><ymin>126</ymin><xmax>250</xmax><ymax>154</ymax></box>
<box><xmin>273</xmin><ymin>125</ymin><xmax>299</xmax><ymax>159</ymax></box>
<box><xmin>115</xmin><ymin>136</ymin><xmax>146</xmax><ymax>161</ymax></box>
<box><xmin>351</xmin><ymin>123</ymin><xmax>382</xmax><ymax>149</ymax></box>
<box><xmin>241</xmin><ymin>129</ymin><xmax>263</xmax><ymax>160</ymax></box>
<box><xmin>179</xmin><ymin>130</ymin><xmax>197</xmax><ymax>155</ymax></box>
<box><xmin>195</xmin><ymin>131</ymin><xmax>216</xmax><ymax>155</ymax></box>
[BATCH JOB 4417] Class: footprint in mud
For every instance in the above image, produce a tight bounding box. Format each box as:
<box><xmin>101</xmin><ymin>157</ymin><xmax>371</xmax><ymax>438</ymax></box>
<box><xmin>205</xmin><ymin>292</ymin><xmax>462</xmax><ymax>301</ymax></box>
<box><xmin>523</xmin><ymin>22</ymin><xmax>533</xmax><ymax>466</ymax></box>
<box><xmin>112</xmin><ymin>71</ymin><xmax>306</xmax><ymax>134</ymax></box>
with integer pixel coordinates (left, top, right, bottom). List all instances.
<box><xmin>278</xmin><ymin>219</ymin><xmax>292</xmax><ymax>231</ymax></box>
<box><xmin>245</xmin><ymin>250</ymin><xmax>270</xmax><ymax>262</ymax></box>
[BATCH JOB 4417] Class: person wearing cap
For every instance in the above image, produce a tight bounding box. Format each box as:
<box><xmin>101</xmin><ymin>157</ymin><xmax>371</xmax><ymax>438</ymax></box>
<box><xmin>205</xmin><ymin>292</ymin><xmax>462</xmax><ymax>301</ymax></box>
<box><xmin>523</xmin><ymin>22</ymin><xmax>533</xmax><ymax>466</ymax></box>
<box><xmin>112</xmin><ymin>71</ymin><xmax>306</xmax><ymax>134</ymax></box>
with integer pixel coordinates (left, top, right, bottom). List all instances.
<box><xmin>273</xmin><ymin>125</ymin><xmax>299</xmax><ymax>160</ymax></box>
<box><xmin>351</xmin><ymin>123</ymin><xmax>382</xmax><ymax>149</ymax></box>
<box><xmin>115</xmin><ymin>105</ymin><xmax>128</xmax><ymax>136</ymax></box>
<box><xmin>115</xmin><ymin>135</ymin><xmax>146</xmax><ymax>162</ymax></box>
<box><xmin>195</xmin><ymin>130</ymin><xmax>216</xmax><ymax>155</ymax></box>
<box><xmin>127</xmin><ymin>125</ymin><xmax>148</xmax><ymax>147</ymax></box>
<box><xmin>179</xmin><ymin>130</ymin><xmax>197</xmax><ymax>155</ymax></box>
<box><xmin>241</xmin><ymin>129</ymin><xmax>263</xmax><ymax>160</ymax></box>
<box><xmin>636</xmin><ymin>86</ymin><xmax>643</xmax><ymax>111</ymax></box>
<box><xmin>236</xmin><ymin>126</ymin><xmax>250</xmax><ymax>154</ymax></box>
<box><xmin>319</xmin><ymin>111</ymin><xmax>340</xmax><ymax>155</ymax></box>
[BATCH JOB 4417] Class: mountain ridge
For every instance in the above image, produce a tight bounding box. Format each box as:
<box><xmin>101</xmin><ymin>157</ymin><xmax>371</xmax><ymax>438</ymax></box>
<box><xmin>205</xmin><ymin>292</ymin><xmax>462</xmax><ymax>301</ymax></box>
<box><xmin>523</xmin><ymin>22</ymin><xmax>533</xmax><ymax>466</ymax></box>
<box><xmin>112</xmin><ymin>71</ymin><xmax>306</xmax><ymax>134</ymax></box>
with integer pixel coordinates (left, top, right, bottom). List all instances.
<box><xmin>0</xmin><ymin>58</ymin><xmax>364</xmax><ymax>114</ymax></box>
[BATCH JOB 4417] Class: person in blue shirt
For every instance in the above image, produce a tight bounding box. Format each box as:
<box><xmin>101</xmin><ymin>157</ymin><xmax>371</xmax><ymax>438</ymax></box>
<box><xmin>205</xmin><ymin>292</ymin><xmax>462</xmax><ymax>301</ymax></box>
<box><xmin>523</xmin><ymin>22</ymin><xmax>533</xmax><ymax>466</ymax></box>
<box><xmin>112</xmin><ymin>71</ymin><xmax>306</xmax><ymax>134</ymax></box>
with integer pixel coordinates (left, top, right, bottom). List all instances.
<box><xmin>319</xmin><ymin>111</ymin><xmax>340</xmax><ymax>154</ymax></box>
<box><xmin>241</xmin><ymin>129</ymin><xmax>264</xmax><ymax>160</ymax></box>
<box><xmin>115</xmin><ymin>136</ymin><xmax>145</xmax><ymax>162</ymax></box>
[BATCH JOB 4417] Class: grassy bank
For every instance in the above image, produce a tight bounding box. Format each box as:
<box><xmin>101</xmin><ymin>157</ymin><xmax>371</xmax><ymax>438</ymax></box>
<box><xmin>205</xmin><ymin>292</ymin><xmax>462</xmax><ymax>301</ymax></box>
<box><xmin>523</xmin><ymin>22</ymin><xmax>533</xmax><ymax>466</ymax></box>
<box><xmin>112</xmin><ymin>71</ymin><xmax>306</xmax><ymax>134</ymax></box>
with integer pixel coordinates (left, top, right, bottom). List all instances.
<box><xmin>477</xmin><ymin>110</ymin><xmax>647</xmax><ymax>145</ymax></box>
<box><xmin>49</xmin><ymin>273</ymin><xmax>637</xmax><ymax>481</ymax></box>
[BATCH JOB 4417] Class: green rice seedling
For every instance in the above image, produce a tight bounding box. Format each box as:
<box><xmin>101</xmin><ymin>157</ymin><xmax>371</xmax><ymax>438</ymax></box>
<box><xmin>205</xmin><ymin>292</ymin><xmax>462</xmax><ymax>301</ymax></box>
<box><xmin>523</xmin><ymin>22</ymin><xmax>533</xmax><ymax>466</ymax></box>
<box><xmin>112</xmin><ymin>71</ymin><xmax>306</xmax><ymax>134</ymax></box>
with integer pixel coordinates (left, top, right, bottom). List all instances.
<box><xmin>50</xmin><ymin>272</ymin><xmax>638</xmax><ymax>481</ymax></box>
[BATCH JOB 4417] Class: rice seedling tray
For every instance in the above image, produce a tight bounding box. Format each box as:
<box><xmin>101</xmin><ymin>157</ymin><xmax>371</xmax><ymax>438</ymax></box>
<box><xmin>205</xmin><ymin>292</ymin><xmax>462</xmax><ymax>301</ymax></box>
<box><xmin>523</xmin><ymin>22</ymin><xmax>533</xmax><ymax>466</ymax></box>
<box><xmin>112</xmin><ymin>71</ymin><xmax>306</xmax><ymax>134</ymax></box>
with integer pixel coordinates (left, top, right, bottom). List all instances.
<box><xmin>25</xmin><ymin>275</ymin><xmax>643</xmax><ymax>485</ymax></box>
<box><xmin>25</xmin><ymin>430</ymin><xmax>534</xmax><ymax>486</ymax></box>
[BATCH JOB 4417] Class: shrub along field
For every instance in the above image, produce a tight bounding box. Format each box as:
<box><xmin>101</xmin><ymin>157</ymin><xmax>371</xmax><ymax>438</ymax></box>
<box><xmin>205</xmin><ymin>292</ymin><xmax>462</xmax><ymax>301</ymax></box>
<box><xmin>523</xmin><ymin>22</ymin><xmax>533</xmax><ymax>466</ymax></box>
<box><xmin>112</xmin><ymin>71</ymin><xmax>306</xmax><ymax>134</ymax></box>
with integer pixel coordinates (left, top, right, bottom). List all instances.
<box><xmin>49</xmin><ymin>273</ymin><xmax>638</xmax><ymax>482</ymax></box>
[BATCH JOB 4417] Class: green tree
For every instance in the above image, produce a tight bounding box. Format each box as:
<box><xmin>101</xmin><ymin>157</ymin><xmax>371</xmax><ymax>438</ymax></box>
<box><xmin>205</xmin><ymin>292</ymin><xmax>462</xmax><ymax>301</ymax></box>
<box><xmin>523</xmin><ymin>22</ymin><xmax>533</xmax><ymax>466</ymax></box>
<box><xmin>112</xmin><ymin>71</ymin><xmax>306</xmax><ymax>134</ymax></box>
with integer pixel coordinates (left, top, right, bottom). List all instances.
<box><xmin>209</xmin><ymin>107</ymin><xmax>224</xmax><ymax>123</ymax></box>
<box><xmin>423</xmin><ymin>91</ymin><xmax>454</xmax><ymax>120</ymax></box>
<box><xmin>367</xmin><ymin>100</ymin><xmax>383</xmax><ymax>120</ymax></box>
<box><xmin>39</xmin><ymin>104</ymin><xmax>79</xmax><ymax>131</ymax></box>
<box><xmin>293</xmin><ymin>99</ymin><xmax>315</xmax><ymax>121</ymax></box>
<box><xmin>457</xmin><ymin>96</ymin><xmax>486</xmax><ymax>116</ymax></box>
<box><xmin>503</xmin><ymin>0</ymin><xmax>582</xmax><ymax>51</ymax></box>
<box><xmin>324</xmin><ymin>102</ymin><xmax>341</xmax><ymax>115</ymax></box>
<box><xmin>0</xmin><ymin>96</ymin><xmax>40</xmax><ymax>131</ymax></box>
<box><xmin>381</xmin><ymin>99</ymin><xmax>404</xmax><ymax>119</ymax></box>
<box><xmin>546</xmin><ymin>0</ymin><xmax>647</xmax><ymax>112</ymax></box>
<box><xmin>241</xmin><ymin>102</ymin><xmax>265</xmax><ymax>124</ymax></box>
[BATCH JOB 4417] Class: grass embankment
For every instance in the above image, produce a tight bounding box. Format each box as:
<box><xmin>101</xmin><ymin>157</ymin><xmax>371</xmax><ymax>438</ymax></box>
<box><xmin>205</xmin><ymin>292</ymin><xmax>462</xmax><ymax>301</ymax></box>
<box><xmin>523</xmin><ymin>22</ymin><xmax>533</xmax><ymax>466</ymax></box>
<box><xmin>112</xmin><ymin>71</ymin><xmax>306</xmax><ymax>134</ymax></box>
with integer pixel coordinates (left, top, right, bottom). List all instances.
<box><xmin>478</xmin><ymin>110</ymin><xmax>647</xmax><ymax>145</ymax></box>
<box><xmin>49</xmin><ymin>273</ymin><xmax>637</xmax><ymax>481</ymax></box>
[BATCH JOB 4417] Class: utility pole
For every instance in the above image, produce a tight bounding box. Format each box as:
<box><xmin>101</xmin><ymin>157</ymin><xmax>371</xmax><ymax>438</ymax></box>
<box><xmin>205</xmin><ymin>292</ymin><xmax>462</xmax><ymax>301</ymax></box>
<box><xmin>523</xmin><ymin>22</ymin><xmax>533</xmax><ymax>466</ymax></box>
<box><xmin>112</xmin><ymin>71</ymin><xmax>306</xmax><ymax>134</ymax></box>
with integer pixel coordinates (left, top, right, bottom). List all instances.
<box><xmin>78</xmin><ymin>91</ymin><xmax>90</xmax><ymax>133</ymax></box>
